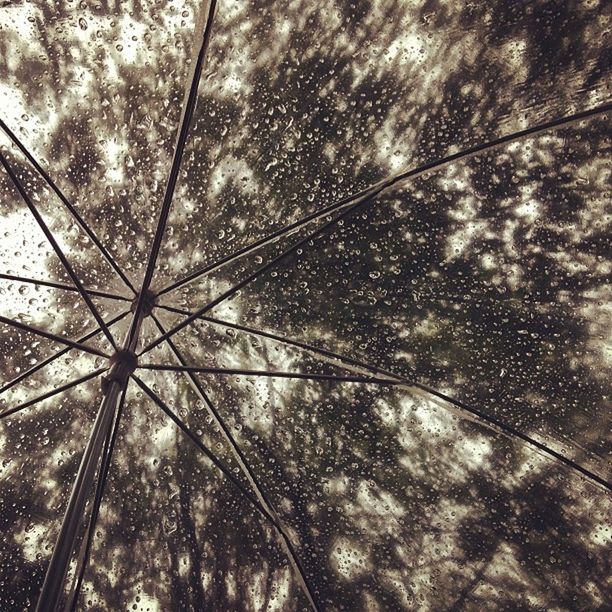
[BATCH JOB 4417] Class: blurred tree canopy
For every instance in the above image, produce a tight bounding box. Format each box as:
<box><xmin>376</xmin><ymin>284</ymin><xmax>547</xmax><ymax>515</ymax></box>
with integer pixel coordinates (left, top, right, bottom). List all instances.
<box><xmin>0</xmin><ymin>0</ymin><xmax>610</xmax><ymax>610</ymax></box>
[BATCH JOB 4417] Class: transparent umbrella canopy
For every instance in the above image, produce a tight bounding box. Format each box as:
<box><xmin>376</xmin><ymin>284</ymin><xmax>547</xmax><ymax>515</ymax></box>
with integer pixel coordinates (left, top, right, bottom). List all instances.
<box><xmin>0</xmin><ymin>1</ymin><xmax>610</xmax><ymax>610</ymax></box>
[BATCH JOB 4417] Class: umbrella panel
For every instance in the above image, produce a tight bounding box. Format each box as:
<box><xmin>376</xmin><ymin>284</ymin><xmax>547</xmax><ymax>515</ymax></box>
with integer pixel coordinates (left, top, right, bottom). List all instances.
<box><xmin>136</xmin><ymin>348</ymin><xmax>258</xmax><ymax>493</ymax></box>
<box><xmin>137</xmin><ymin>316</ymin><xmax>169</xmax><ymax>351</ymax></box>
<box><xmin>225</xmin><ymin>113</ymin><xmax>611</xmax><ymax>477</ymax></box>
<box><xmin>0</xmin><ymin>291</ymin><xmax>125</xmax><ymax>389</ymax></box>
<box><xmin>74</xmin><ymin>381</ymin><xmax>311</xmax><ymax>611</ymax></box>
<box><xmin>154</xmin><ymin>0</ymin><xmax>610</xmax><ymax>291</ymax></box>
<box><xmin>0</xmin><ymin>285</ymin><xmax>126</xmax><ymax>338</ymax></box>
<box><xmin>0</xmin><ymin>142</ymin><xmax>133</xmax><ymax>297</ymax></box>
<box><xmin>0</xmin><ymin>346</ymin><xmax>103</xmax><ymax>406</ymax></box>
<box><xmin>200</xmin><ymin>376</ymin><xmax>611</xmax><ymax>610</ymax></box>
<box><xmin>0</xmin><ymin>0</ymin><xmax>206</xmax><ymax>284</ymax></box>
<box><xmin>151</xmin><ymin>308</ymin><xmax>378</xmax><ymax>381</ymax></box>
<box><xmin>153</xmin><ymin>232</ymin><xmax>304</xmax><ymax>315</ymax></box>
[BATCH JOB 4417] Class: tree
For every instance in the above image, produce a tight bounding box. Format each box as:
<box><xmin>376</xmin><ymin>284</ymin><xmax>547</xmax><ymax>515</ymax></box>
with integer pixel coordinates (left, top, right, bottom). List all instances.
<box><xmin>0</xmin><ymin>0</ymin><xmax>610</xmax><ymax>609</ymax></box>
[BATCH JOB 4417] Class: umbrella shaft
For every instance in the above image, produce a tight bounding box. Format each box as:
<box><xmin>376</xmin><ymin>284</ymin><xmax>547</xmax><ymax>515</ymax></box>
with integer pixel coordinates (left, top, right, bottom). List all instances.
<box><xmin>35</xmin><ymin>378</ymin><xmax>123</xmax><ymax>611</ymax></box>
<box><xmin>37</xmin><ymin>301</ymin><xmax>148</xmax><ymax>610</ymax></box>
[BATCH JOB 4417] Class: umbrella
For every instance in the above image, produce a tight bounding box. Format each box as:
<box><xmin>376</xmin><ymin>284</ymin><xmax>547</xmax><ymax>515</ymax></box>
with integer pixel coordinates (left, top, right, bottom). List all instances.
<box><xmin>0</xmin><ymin>0</ymin><xmax>610</xmax><ymax>610</ymax></box>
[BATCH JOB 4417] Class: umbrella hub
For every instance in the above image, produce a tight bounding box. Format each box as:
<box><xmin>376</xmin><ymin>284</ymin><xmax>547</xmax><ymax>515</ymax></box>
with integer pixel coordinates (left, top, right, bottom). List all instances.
<box><xmin>130</xmin><ymin>288</ymin><xmax>156</xmax><ymax>317</ymax></box>
<box><xmin>102</xmin><ymin>349</ymin><xmax>138</xmax><ymax>391</ymax></box>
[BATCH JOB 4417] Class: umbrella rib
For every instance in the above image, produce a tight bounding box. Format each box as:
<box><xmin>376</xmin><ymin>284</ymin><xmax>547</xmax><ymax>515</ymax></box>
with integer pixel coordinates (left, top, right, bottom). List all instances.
<box><xmin>156</xmin><ymin>102</ymin><xmax>612</xmax><ymax>298</ymax></box>
<box><xmin>409</xmin><ymin>380</ymin><xmax>612</xmax><ymax>491</ymax></box>
<box><xmin>0</xmin><ymin>152</ymin><xmax>119</xmax><ymax>350</ymax></box>
<box><xmin>140</xmin><ymin>363</ymin><xmax>400</xmax><ymax>385</ymax></box>
<box><xmin>149</xmin><ymin>313</ymin><xmax>320</xmax><ymax>611</ymax></box>
<box><xmin>68</xmin><ymin>384</ymin><xmax>128</xmax><ymax>612</ymax></box>
<box><xmin>0</xmin><ymin>118</ymin><xmax>137</xmax><ymax>294</ymax></box>
<box><xmin>0</xmin><ymin>367</ymin><xmax>108</xmax><ymax>421</ymax></box>
<box><xmin>0</xmin><ymin>314</ymin><xmax>109</xmax><ymax>358</ymax></box>
<box><xmin>0</xmin><ymin>272</ymin><xmax>131</xmax><ymax>302</ymax></box>
<box><xmin>127</xmin><ymin>0</ymin><xmax>217</xmax><ymax>348</ymax></box>
<box><xmin>157</xmin><ymin>303</ymin><xmax>400</xmax><ymax>379</ymax></box>
<box><xmin>151</xmin><ymin>307</ymin><xmax>610</xmax><ymax>491</ymax></box>
<box><xmin>140</xmin><ymin>105</ymin><xmax>612</xmax><ymax>357</ymax></box>
<box><xmin>0</xmin><ymin>310</ymin><xmax>129</xmax><ymax>396</ymax></box>
<box><xmin>139</xmin><ymin>200</ymin><xmax>364</xmax><ymax>355</ymax></box>
<box><xmin>131</xmin><ymin>374</ymin><xmax>321</xmax><ymax>611</ymax></box>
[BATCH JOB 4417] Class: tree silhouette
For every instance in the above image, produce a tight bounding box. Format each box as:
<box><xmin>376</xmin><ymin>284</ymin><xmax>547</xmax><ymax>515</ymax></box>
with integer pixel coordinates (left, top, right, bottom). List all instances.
<box><xmin>0</xmin><ymin>0</ymin><xmax>610</xmax><ymax>610</ymax></box>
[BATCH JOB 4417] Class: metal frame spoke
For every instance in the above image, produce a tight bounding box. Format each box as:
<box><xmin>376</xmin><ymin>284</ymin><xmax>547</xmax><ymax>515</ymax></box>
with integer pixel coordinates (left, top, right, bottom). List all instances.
<box><xmin>158</xmin><ymin>303</ymin><xmax>400</xmax><ymax>380</ymax></box>
<box><xmin>156</xmin><ymin>102</ymin><xmax>612</xmax><ymax>298</ymax></box>
<box><xmin>0</xmin><ymin>152</ymin><xmax>119</xmax><ymax>350</ymax></box>
<box><xmin>0</xmin><ymin>368</ymin><xmax>108</xmax><ymax>421</ymax></box>
<box><xmin>0</xmin><ymin>314</ymin><xmax>109</xmax><ymax>358</ymax></box>
<box><xmin>149</xmin><ymin>312</ymin><xmax>320</xmax><ymax>610</ymax></box>
<box><xmin>0</xmin><ymin>118</ymin><xmax>136</xmax><ymax>294</ymax></box>
<box><xmin>143</xmin><ymin>105</ymin><xmax>612</xmax><ymax>356</ymax></box>
<box><xmin>407</xmin><ymin>380</ymin><xmax>612</xmax><ymax>491</ymax></box>
<box><xmin>0</xmin><ymin>272</ymin><xmax>131</xmax><ymax>302</ymax></box>
<box><xmin>140</xmin><ymin>363</ymin><xmax>400</xmax><ymax>385</ymax></box>
<box><xmin>131</xmin><ymin>374</ymin><xmax>321</xmax><ymax>611</ymax></box>
<box><xmin>151</xmin><ymin>306</ymin><xmax>611</xmax><ymax>491</ymax></box>
<box><xmin>127</xmin><ymin>0</ymin><xmax>217</xmax><ymax>349</ymax></box>
<box><xmin>0</xmin><ymin>311</ymin><xmax>128</xmax><ymax>396</ymax></box>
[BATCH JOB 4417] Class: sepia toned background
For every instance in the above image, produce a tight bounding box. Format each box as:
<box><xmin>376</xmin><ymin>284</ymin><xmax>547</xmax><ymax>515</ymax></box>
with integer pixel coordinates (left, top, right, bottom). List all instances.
<box><xmin>0</xmin><ymin>0</ymin><xmax>610</xmax><ymax>609</ymax></box>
